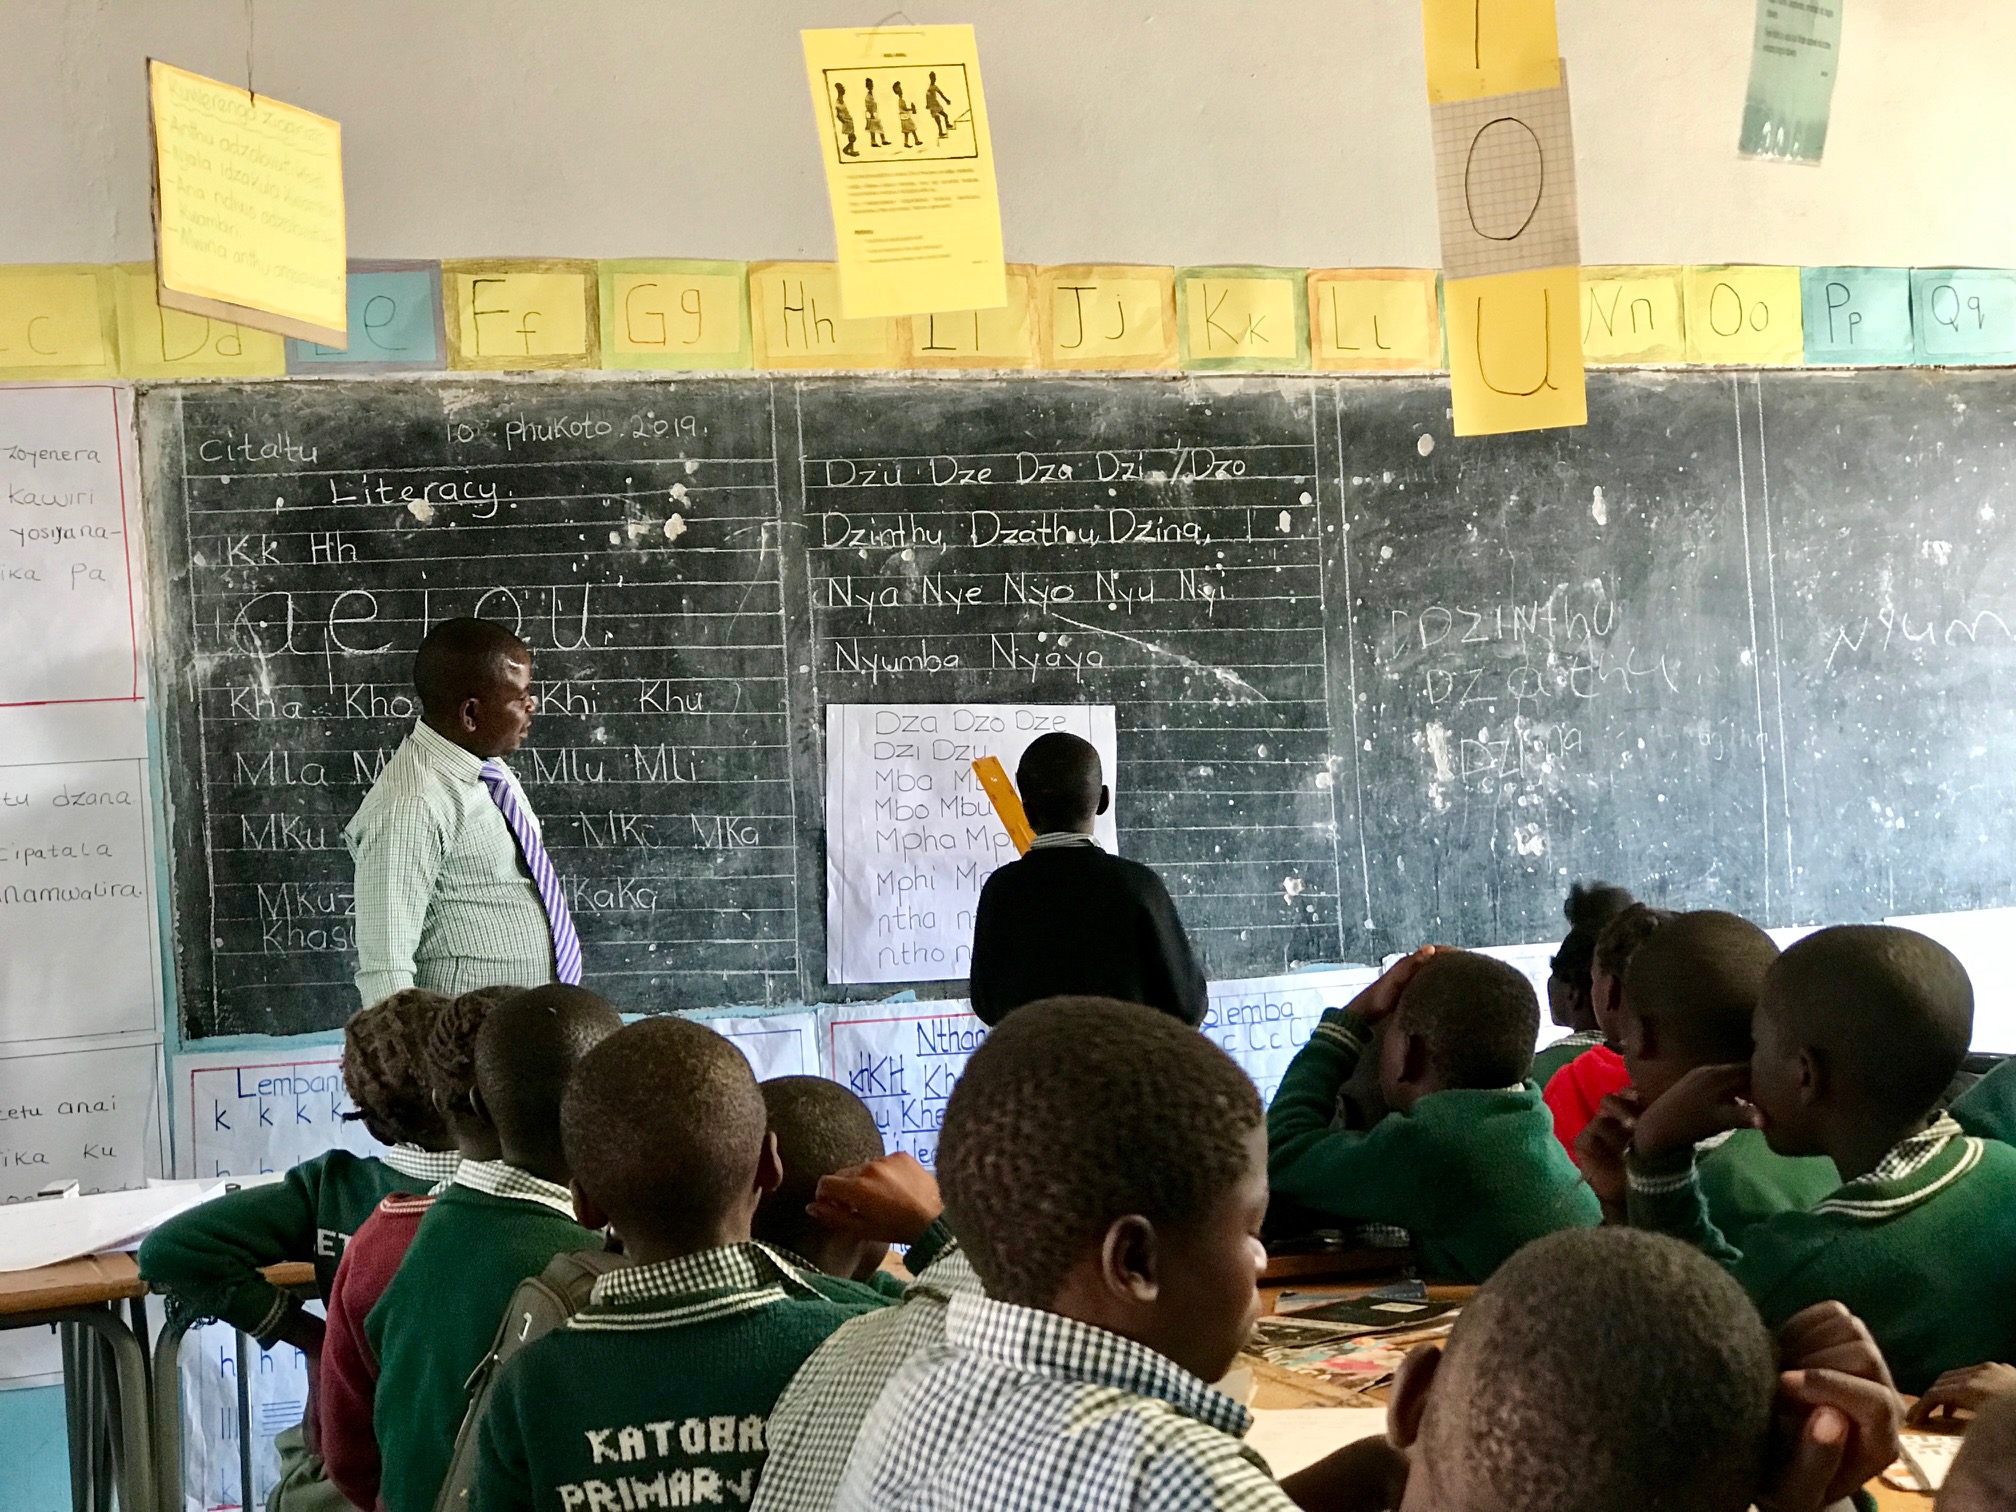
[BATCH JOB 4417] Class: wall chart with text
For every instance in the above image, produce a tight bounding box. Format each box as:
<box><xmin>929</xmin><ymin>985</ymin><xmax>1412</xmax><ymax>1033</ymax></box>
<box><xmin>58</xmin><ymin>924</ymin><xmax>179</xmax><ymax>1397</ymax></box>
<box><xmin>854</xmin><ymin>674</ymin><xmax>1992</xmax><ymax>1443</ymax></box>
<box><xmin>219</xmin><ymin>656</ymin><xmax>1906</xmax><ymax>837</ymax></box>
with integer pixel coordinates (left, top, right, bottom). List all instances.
<box><xmin>139</xmin><ymin>371</ymin><xmax>2016</xmax><ymax>1041</ymax></box>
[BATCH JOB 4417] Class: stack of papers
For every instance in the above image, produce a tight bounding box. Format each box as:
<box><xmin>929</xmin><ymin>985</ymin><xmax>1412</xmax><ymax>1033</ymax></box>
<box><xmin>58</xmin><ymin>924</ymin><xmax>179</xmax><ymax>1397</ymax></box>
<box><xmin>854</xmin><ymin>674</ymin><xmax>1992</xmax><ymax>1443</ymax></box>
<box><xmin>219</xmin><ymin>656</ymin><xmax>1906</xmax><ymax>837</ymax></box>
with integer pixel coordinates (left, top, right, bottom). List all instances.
<box><xmin>0</xmin><ymin>1180</ymin><xmax>227</xmax><ymax>1273</ymax></box>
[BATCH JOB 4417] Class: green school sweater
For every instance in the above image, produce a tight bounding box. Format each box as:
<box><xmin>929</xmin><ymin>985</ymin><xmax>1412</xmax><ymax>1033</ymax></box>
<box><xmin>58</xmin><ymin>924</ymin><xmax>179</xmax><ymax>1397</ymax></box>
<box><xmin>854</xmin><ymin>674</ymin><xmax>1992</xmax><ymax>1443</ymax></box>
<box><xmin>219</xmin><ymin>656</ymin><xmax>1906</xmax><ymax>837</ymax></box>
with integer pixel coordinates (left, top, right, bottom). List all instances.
<box><xmin>137</xmin><ymin>1146</ymin><xmax>454</xmax><ymax>1341</ymax></box>
<box><xmin>1267</xmin><ymin>1010</ymin><xmax>1601</xmax><ymax>1282</ymax></box>
<box><xmin>473</xmin><ymin>1242</ymin><xmax>875</xmax><ymax>1512</ymax></box>
<box><xmin>1628</xmin><ymin>1115</ymin><xmax>2016</xmax><ymax>1394</ymax></box>
<box><xmin>367</xmin><ymin>1176</ymin><xmax>602</xmax><ymax>1512</ymax></box>
<box><xmin>1952</xmin><ymin>1057</ymin><xmax>2016</xmax><ymax>1144</ymax></box>
<box><xmin>1530</xmin><ymin>1031</ymin><xmax>1604</xmax><ymax>1091</ymax></box>
<box><xmin>772</xmin><ymin>1218</ymin><xmax>958</xmax><ymax>1306</ymax></box>
<box><xmin>1693</xmin><ymin>1128</ymin><xmax>1837</xmax><ymax>1239</ymax></box>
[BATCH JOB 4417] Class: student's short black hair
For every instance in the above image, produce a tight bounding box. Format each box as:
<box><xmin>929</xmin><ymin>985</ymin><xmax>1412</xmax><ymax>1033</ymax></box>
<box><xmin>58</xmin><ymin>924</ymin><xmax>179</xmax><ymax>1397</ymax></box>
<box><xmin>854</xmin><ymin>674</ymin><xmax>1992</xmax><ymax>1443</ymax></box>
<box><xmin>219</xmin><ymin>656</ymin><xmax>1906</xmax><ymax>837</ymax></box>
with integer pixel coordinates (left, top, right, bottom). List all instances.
<box><xmin>412</xmin><ymin>618</ymin><xmax>529</xmax><ymax>717</ymax></box>
<box><xmin>1426</xmin><ymin>1227</ymin><xmax>1776</xmax><ymax>1512</ymax></box>
<box><xmin>474</xmin><ymin>984</ymin><xmax>622</xmax><ymax>1155</ymax></box>
<box><xmin>1553</xmin><ymin>881</ymin><xmax>1636</xmax><ymax>990</ymax></box>
<box><xmin>1624</xmin><ymin>911</ymin><xmax>1780</xmax><ymax>1064</ymax></box>
<box><xmin>1014</xmin><ymin>733</ymin><xmax>1103</xmax><ymax>832</ymax></box>
<box><xmin>754</xmin><ymin>1076</ymin><xmax>886</xmax><ymax>1257</ymax></box>
<box><xmin>343</xmin><ymin>989</ymin><xmax>450</xmax><ymax>1148</ymax></box>
<box><xmin>939</xmin><ymin>996</ymin><xmax>1262</xmax><ymax>1308</ymax></box>
<box><xmin>1767</xmin><ymin>925</ymin><xmax>1974</xmax><ymax>1124</ymax></box>
<box><xmin>1394</xmin><ymin>950</ymin><xmax>1539</xmax><ymax>1088</ymax></box>
<box><xmin>562</xmin><ymin>1017</ymin><xmax>767</xmax><ymax>1246</ymax></box>
<box><xmin>1593</xmin><ymin>901</ymin><xmax>1675</xmax><ymax>983</ymax></box>
<box><xmin>423</xmin><ymin>984</ymin><xmax>522</xmax><ymax>1113</ymax></box>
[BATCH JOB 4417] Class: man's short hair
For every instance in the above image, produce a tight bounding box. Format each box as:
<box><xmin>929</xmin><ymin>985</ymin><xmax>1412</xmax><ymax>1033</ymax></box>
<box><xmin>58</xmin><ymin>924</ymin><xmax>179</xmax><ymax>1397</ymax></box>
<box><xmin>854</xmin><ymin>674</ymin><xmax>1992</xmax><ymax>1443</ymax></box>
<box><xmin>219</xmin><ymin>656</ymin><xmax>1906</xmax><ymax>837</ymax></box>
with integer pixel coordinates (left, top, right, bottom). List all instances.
<box><xmin>343</xmin><ymin>989</ymin><xmax>449</xmax><ymax>1148</ymax></box>
<box><xmin>412</xmin><ymin>618</ymin><xmax>529</xmax><ymax>717</ymax></box>
<box><xmin>1624</xmin><ymin>911</ymin><xmax>1780</xmax><ymax>1064</ymax></box>
<box><xmin>1554</xmin><ymin>881</ymin><xmax>1636</xmax><ymax>991</ymax></box>
<box><xmin>1425</xmin><ymin>1227</ymin><xmax>1776</xmax><ymax>1512</ymax></box>
<box><xmin>1014</xmin><ymin>733</ymin><xmax>1102</xmax><ymax>832</ymax></box>
<box><xmin>1395</xmin><ymin>950</ymin><xmax>1540</xmax><ymax>1089</ymax></box>
<box><xmin>1768</xmin><ymin>925</ymin><xmax>1974</xmax><ymax>1124</ymax></box>
<box><xmin>562</xmin><ymin>1017</ymin><xmax>767</xmax><ymax>1245</ymax></box>
<box><xmin>424</xmin><ymin>984</ymin><xmax>522</xmax><ymax>1112</ymax></box>
<box><xmin>474</xmin><ymin>984</ymin><xmax>622</xmax><ymax>1154</ymax></box>
<box><xmin>754</xmin><ymin>1076</ymin><xmax>886</xmax><ymax>1256</ymax></box>
<box><xmin>939</xmin><ymin>997</ymin><xmax>1262</xmax><ymax>1307</ymax></box>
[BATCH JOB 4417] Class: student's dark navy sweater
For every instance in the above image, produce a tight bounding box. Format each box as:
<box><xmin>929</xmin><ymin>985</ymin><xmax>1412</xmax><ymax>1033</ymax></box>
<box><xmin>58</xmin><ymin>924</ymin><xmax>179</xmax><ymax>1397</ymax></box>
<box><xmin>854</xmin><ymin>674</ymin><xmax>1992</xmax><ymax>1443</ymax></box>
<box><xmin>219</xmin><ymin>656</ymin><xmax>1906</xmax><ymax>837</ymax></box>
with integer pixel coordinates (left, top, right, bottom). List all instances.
<box><xmin>967</xmin><ymin>837</ymin><xmax>1207</xmax><ymax>1027</ymax></box>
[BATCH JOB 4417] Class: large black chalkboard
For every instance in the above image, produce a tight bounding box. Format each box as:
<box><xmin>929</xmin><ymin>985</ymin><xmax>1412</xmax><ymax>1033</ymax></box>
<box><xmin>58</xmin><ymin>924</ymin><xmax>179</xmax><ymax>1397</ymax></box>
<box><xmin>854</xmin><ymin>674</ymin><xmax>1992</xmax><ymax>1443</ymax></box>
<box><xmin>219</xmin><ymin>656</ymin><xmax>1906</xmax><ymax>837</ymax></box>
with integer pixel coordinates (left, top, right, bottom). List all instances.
<box><xmin>140</xmin><ymin>371</ymin><xmax>2016</xmax><ymax>1038</ymax></box>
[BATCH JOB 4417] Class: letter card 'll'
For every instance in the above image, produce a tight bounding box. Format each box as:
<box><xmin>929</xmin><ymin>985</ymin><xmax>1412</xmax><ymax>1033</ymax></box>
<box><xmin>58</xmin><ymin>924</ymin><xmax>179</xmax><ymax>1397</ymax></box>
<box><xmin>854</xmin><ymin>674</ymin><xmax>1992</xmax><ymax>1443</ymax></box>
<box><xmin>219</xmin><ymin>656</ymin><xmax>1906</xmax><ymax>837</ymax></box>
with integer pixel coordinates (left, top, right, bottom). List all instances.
<box><xmin>801</xmin><ymin>25</ymin><xmax>1006</xmax><ymax>319</ymax></box>
<box><xmin>825</xmin><ymin>704</ymin><xmax>1117</xmax><ymax>985</ymax></box>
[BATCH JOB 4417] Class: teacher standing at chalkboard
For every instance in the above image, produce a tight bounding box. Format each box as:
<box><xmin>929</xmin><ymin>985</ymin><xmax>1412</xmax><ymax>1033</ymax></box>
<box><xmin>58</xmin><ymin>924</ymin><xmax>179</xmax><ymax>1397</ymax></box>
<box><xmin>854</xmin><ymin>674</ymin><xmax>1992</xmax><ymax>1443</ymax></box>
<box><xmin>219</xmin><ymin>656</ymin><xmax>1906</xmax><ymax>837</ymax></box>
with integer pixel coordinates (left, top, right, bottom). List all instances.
<box><xmin>343</xmin><ymin>618</ymin><xmax>582</xmax><ymax>1005</ymax></box>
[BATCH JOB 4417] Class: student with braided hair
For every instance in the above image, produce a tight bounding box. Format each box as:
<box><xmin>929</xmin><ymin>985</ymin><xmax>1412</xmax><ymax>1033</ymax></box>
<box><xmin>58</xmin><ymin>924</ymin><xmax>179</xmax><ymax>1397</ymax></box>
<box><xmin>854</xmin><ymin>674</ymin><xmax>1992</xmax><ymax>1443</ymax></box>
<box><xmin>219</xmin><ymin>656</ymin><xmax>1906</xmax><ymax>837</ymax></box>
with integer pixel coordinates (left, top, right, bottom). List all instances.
<box><xmin>140</xmin><ymin>988</ymin><xmax>462</xmax><ymax>1512</ymax></box>
<box><xmin>320</xmin><ymin>985</ymin><xmax>520</xmax><ymax>1511</ymax></box>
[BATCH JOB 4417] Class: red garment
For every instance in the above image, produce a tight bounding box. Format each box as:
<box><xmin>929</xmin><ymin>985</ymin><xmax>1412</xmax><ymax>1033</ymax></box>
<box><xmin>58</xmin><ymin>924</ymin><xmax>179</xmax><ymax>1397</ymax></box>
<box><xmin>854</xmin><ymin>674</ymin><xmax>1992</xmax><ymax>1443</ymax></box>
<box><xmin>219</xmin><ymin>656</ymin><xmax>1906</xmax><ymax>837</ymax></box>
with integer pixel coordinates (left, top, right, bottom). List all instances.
<box><xmin>1543</xmin><ymin>1045</ymin><xmax>1631</xmax><ymax>1155</ymax></box>
<box><xmin>319</xmin><ymin>1191</ymin><xmax>436</xmax><ymax>1512</ymax></box>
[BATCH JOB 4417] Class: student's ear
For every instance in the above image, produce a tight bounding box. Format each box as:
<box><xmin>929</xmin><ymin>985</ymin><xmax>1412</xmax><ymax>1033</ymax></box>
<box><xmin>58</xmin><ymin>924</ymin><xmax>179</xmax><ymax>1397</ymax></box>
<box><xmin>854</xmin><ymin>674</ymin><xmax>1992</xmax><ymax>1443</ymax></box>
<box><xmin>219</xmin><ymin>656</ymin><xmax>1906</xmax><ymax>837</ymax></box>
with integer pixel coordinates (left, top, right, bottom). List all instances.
<box><xmin>1098</xmin><ymin>1214</ymin><xmax>1160</xmax><ymax>1304</ymax></box>
<box><xmin>754</xmin><ymin>1130</ymin><xmax>784</xmax><ymax>1199</ymax></box>
<box><xmin>1386</xmin><ymin>1343</ymin><xmax>1444</xmax><ymax>1449</ymax></box>
<box><xmin>1399</xmin><ymin>1028</ymin><xmax>1433</xmax><ymax>1087</ymax></box>
<box><xmin>1095</xmin><ymin>785</ymin><xmax>1111</xmax><ymax>817</ymax></box>
<box><xmin>467</xmin><ymin>1084</ymin><xmax>491</xmax><ymax>1128</ymax></box>
<box><xmin>571</xmin><ymin>1181</ymin><xmax>611</xmax><ymax>1233</ymax></box>
<box><xmin>1797</xmin><ymin>1046</ymin><xmax>1825</xmax><ymax>1108</ymax></box>
<box><xmin>1632</xmin><ymin>1011</ymin><xmax>1659</xmax><ymax>1062</ymax></box>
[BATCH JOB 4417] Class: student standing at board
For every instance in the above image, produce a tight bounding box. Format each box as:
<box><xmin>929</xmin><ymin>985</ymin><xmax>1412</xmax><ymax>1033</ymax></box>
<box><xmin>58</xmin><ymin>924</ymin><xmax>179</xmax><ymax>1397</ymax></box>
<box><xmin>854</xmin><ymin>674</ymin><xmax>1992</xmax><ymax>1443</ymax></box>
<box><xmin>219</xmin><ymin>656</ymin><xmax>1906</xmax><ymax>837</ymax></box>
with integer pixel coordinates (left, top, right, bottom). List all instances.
<box><xmin>967</xmin><ymin>733</ymin><xmax>1208</xmax><ymax>1027</ymax></box>
<box><xmin>345</xmin><ymin>618</ymin><xmax>582</xmax><ymax>1005</ymax></box>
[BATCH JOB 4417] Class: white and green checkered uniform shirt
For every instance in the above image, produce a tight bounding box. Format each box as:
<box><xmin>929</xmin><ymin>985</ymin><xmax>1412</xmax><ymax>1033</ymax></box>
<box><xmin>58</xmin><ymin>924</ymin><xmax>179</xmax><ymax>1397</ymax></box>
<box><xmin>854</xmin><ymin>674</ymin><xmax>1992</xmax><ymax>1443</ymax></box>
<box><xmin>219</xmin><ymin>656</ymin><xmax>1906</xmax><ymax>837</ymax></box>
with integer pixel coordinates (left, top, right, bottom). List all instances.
<box><xmin>345</xmin><ymin>721</ymin><xmax>556</xmax><ymax>1005</ymax></box>
<box><xmin>751</xmin><ymin>1246</ymin><xmax>978</xmax><ymax>1512</ymax></box>
<box><xmin>834</xmin><ymin>1290</ymin><xmax>1295</xmax><ymax>1512</ymax></box>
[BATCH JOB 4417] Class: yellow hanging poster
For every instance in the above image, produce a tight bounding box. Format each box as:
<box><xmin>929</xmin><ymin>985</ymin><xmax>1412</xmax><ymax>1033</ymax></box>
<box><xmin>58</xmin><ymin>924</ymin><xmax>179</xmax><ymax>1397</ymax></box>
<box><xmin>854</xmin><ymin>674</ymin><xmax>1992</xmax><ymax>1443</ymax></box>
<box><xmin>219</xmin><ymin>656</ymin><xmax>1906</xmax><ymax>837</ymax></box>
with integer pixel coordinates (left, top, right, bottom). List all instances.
<box><xmin>801</xmin><ymin>25</ymin><xmax>1006</xmax><ymax>319</ymax></box>
<box><xmin>147</xmin><ymin>59</ymin><xmax>347</xmax><ymax>344</ymax></box>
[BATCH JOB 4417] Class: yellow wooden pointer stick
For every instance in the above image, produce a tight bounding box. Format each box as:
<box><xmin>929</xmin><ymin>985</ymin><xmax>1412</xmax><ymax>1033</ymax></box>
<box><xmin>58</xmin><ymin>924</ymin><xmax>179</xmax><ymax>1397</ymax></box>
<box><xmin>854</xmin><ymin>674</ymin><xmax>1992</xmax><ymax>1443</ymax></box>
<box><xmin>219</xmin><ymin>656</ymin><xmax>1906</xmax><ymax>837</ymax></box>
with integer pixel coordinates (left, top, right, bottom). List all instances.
<box><xmin>971</xmin><ymin>756</ymin><xmax>1034</xmax><ymax>856</ymax></box>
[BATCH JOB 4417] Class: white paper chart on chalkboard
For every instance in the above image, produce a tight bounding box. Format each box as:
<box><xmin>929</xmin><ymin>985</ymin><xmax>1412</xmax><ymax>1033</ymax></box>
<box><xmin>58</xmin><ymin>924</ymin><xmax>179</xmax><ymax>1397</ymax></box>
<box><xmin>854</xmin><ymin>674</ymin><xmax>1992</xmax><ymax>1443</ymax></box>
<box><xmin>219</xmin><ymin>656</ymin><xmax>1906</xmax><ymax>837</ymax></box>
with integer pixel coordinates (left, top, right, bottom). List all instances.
<box><xmin>824</xmin><ymin>703</ymin><xmax>1118</xmax><ymax>984</ymax></box>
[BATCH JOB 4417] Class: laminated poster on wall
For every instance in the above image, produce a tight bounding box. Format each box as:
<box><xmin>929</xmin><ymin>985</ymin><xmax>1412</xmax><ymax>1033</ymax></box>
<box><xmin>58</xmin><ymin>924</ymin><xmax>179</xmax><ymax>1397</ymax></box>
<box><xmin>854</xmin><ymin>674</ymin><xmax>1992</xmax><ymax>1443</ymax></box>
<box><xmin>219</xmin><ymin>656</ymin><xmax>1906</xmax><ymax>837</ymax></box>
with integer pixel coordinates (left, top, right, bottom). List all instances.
<box><xmin>1738</xmin><ymin>0</ymin><xmax>1845</xmax><ymax>163</ymax></box>
<box><xmin>824</xmin><ymin>703</ymin><xmax>1118</xmax><ymax>985</ymax></box>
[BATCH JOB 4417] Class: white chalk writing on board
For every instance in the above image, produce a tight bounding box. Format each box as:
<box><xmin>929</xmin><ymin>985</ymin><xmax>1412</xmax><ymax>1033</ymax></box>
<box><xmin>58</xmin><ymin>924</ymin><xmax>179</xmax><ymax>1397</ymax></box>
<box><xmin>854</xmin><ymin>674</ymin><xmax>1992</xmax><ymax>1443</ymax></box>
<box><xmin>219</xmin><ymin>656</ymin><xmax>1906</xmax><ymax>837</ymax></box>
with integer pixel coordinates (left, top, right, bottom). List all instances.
<box><xmin>825</xmin><ymin>703</ymin><xmax>1118</xmax><ymax>984</ymax></box>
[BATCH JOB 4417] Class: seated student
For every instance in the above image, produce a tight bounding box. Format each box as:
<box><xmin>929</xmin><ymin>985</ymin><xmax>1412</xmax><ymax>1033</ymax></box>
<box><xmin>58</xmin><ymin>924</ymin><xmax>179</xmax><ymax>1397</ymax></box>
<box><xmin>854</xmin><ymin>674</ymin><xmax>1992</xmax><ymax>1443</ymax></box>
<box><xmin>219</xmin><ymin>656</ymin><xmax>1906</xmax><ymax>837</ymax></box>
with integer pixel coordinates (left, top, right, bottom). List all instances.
<box><xmin>836</xmin><ymin>998</ymin><xmax>1894</xmax><ymax>1512</ymax></box>
<box><xmin>367</xmin><ymin>983</ymin><xmax>621</xmax><ymax>1512</ymax></box>
<box><xmin>1544</xmin><ymin>902</ymin><xmax>1671</xmax><ymax>1153</ymax></box>
<box><xmin>754</xmin><ymin>1075</ymin><xmax>955</xmax><ymax>1293</ymax></box>
<box><xmin>750</xmin><ymin>1150</ymin><xmax>978</xmax><ymax>1512</ymax></box>
<box><xmin>1575</xmin><ymin>911</ymin><xmax>1836</xmax><ymax>1231</ymax></box>
<box><xmin>1531</xmin><ymin>880</ymin><xmax>1636</xmax><ymax>1086</ymax></box>
<box><xmin>1952</xmin><ymin>1054</ymin><xmax>2016</xmax><ymax>1144</ymax></box>
<box><xmin>1940</xmin><ymin>1391</ymin><xmax>2016</xmax><ymax>1512</ymax></box>
<box><xmin>320</xmin><ymin>984</ymin><xmax>517</xmax><ymax>1512</ymax></box>
<box><xmin>1361</xmin><ymin>1227</ymin><xmax>1902</xmax><ymax>1512</ymax></box>
<box><xmin>967</xmin><ymin>732</ymin><xmax>1206</xmax><ymax>1026</ymax></box>
<box><xmin>140</xmin><ymin>988</ymin><xmax>460</xmax><ymax>1512</ymax></box>
<box><xmin>1267</xmin><ymin>948</ymin><xmax>1599</xmax><ymax>1283</ymax></box>
<box><xmin>473</xmin><ymin>1018</ymin><xmax>883</xmax><ymax>1512</ymax></box>
<box><xmin>1624</xmin><ymin>924</ymin><xmax>2016</xmax><ymax>1394</ymax></box>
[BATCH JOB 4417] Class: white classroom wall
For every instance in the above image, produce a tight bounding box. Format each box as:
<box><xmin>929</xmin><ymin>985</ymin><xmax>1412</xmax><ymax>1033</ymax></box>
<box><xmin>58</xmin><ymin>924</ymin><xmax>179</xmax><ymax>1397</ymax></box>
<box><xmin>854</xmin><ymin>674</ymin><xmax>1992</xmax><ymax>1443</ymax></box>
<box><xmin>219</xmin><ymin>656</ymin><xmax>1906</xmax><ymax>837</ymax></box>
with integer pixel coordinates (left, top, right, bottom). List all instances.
<box><xmin>2</xmin><ymin>0</ymin><xmax>2015</xmax><ymax>271</ymax></box>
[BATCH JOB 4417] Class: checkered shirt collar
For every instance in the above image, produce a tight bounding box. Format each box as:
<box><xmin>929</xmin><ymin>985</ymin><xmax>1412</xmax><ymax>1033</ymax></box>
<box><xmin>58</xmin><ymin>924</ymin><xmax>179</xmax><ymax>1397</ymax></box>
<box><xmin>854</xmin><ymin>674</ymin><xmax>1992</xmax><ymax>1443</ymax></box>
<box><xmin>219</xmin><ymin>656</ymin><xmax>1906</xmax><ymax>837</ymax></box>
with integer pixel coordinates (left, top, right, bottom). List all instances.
<box><xmin>450</xmin><ymin>1158</ymin><xmax>579</xmax><ymax>1219</ymax></box>
<box><xmin>1028</xmin><ymin>831</ymin><xmax>1100</xmax><ymax>851</ymax></box>
<box><xmin>589</xmin><ymin>1240</ymin><xmax>818</xmax><ymax>1309</ymax></box>
<box><xmin>1813</xmin><ymin>1114</ymin><xmax>1983</xmax><ymax>1220</ymax></box>
<box><xmin>943</xmin><ymin>1291</ymin><xmax>1251</xmax><ymax>1440</ymax></box>
<box><xmin>381</xmin><ymin>1145</ymin><xmax>462</xmax><ymax>1188</ymax></box>
<box><xmin>409</xmin><ymin>719</ymin><xmax>487</xmax><ymax>786</ymax></box>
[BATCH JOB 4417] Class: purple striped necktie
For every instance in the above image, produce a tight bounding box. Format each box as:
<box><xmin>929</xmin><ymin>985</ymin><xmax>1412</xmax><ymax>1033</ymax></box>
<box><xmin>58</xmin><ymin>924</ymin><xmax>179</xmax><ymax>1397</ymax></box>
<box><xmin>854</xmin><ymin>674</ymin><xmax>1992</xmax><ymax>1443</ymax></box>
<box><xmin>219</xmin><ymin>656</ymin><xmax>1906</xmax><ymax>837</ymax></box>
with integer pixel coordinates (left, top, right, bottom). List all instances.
<box><xmin>480</xmin><ymin>759</ymin><xmax>583</xmax><ymax>985</ymax></box>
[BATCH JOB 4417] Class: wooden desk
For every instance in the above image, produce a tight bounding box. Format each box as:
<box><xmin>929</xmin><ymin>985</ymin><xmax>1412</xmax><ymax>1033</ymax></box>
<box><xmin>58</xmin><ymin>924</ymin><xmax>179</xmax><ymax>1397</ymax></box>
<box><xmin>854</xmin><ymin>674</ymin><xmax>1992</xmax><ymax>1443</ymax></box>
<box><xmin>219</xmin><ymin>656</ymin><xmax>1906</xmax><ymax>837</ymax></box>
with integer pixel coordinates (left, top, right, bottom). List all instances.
<box><xmin>0</xmin><ymin>1250</ymin><xmax>155</xmax><ymax>1512</ymax></box>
